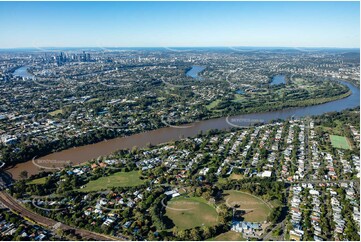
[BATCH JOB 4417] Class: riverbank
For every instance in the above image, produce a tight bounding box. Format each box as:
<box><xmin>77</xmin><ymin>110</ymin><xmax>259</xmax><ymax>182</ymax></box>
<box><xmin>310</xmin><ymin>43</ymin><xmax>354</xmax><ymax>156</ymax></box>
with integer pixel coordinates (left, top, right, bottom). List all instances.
<box><xmin>5</xmin><ymin>79</ymin><xmax>359</xmax><ymax>180</ymax></box>
<box><xmin>206</xmin><ymin>89</ymin><xmax>352</xmax><ymax>119</ymax></box>
<box><xmin>4</xmin><ymin>65</ymin><xmax>360</xmax><ymax>180</ymax></box>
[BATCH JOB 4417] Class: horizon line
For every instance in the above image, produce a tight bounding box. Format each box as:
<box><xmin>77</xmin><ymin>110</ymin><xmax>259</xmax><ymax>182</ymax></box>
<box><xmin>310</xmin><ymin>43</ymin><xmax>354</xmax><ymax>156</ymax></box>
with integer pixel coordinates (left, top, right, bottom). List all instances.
<box><xmin>0</xmin><ymin>45</ymin><xmax>359</xmax><ymax>50</ymax></box>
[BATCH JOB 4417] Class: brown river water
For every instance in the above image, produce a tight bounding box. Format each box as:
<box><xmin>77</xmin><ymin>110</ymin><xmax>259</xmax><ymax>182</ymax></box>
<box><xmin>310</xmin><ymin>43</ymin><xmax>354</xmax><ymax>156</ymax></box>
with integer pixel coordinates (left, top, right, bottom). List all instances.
<box><xmin>5</xmin><ymin>80</ymin><xmax>360</xmax><ymax>180</ymax></box>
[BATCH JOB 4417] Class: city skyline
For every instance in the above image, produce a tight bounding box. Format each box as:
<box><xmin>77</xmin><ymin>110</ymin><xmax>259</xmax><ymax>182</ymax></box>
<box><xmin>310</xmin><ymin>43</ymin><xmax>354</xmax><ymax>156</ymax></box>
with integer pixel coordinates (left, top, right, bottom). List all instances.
<box><xmin>0</xmin><ymin>1</ymin><xmax>359</xmax><ymax>48</ymax></box>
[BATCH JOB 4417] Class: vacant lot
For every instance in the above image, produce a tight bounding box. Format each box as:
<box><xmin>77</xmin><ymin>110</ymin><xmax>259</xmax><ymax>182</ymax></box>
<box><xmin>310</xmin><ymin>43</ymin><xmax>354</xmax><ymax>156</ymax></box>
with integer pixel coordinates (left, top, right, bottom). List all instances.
<box><xmin>330</xmin><ymin>135</ymin><xmax>352</xmax><ymax>150</ymax></box>
<box><xmin>224</xmin><ymin>190</ymin><xmax>271</xmax><ymax>222</ymax></box>
<box><xmin>165</xmin><ymin>196</ymin><xmax>218</xmax><ymax>229</ymax></box>
<box><xmin>78</xmin><ymin>171</ymin><xmax>145</xmax><ymax>192</ymax></box>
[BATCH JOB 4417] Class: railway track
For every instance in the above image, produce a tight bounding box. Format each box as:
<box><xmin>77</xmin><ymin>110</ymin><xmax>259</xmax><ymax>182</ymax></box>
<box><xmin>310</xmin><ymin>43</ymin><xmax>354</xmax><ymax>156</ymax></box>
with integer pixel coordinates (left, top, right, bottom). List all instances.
<box><xmin>0</xmin><ymin>191</ymin><xmax>118</xmax><ymax>241</ymax></box>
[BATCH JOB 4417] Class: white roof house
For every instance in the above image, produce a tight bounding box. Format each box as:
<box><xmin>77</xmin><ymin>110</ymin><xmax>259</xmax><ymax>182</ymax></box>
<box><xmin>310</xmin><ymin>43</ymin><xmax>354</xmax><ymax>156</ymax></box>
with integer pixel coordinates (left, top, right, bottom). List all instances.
<box><xmin>261</xmin><ymin>171</ymin><xmax>272</xmax><ymax>177</ymax></box>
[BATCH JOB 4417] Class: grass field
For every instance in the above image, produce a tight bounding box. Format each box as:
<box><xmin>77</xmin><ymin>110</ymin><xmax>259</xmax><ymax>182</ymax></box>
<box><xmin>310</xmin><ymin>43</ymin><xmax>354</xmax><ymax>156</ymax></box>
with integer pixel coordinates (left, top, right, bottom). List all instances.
<box><xmin>232</xmin><ymin>94</ymin><xmax>246</xmax><ymax>103</ymax></box>
<box><xmin>229</xmin><ymin>173</ymin><xmax>244</xmax><ymax>180</ymax></box>
<box><xmin>206</xmin><ymin>99</ymin><xmax>221</xmax><ymax>110</ymax></box>
<box><xmin>209</xmin><ymin>231</ymin><xmax>245</xmax><ymax>241</ymax></box>
<box><xmin>77</xmin><ymin>171</ymin><xmax>145</xmax><ymax>192</ymax></box>
<box><xmin>224</xmin><ymin>190</ymin><xmax>271</xmax><ymax>222</ymax></box>
<box><xmin>28</xmin><ymin>177</ymin><xmax>47</xmax><ymax>185</ymax></box>
<box><xmin>330</xmin><ymin>135</ymin><xmax>352</xmax><ymax>150</ymax></box>
<box><xmin>165</xmin><ymin>196</ymin><xmax>218</xmax><ymax>229</ymax></box>
<box><xmin>48</xmin><ymin>109</ymin><xmax>63</xmax><ymax>116</ymax></box>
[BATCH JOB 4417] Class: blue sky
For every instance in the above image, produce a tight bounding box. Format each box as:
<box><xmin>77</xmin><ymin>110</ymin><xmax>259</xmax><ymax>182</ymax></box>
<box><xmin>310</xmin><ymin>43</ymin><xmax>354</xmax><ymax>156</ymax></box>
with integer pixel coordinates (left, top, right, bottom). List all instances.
<box><xmin>0</xmin><ymin>1</ymin><xmax>359</xmax><ymax>48</ymax></box>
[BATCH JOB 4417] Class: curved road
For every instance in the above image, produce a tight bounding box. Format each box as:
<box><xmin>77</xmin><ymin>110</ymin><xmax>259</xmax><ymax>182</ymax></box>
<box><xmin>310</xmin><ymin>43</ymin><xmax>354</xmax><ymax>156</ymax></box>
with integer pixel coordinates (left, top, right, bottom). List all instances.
<box><xmin>0</xmin><ymin>191</ymin><xmax>119</xmax><ymax>241</ymax></box>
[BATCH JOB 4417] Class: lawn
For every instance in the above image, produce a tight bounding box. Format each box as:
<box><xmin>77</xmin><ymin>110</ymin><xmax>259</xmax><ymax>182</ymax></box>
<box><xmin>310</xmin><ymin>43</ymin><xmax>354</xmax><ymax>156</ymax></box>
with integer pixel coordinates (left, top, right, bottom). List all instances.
<box><xmin>206</xmin><ymin>99</ymin><xmax>221</xmax><ymax>110</ymax></box>
<box><xmin>224</xmin><ymin>190</ymin><xmax>271</xmax><ymax>222</ymax></box>
<box><xmin>229</xmin><ymin>173</ymin><xmax>244</xmax><ymax>180</ymax></box>
<box><xmin>330</xmin><ymin>135</ymin><xmax>352</xmax><ymax>150</ymax></box>
<box><xmin>165</xmin><ymin>196</ymin><xmax>218</xmax><ymax>229</ymax></box>
<box><xmin>216</xmin><ymin>177</ymin><xmax>228</xmax><ymax>186</ymax></box>
<box><xmin>86</xmin><ymin>98</ymin><xmax>100</xmax><ymax>103</ymax></box>
<box><xmin>232</xmin><ymin>94</ymin><xmax>246</xmax><ymax>103</ymax></box>
<box><xmin>209</xmin><ymin>231</ymin><xmax>245</xmax><ymax>241</ymax></box>
<box><xmin>27</xmin><ymin>177</ymin><xmax>47</xmax><ymax>185</ymax></box>
<box><xmin>319</xmin><ymin>120</ymin><xmax>343</xmax><ymax>134</ymax></box>
<box><xmin>157</xmin><ymin>97</ymin><xmax>166</xmax><ymax>101</ymax></box>
<box><xmin>48</xmin><ymin>109</ymin><xmax>63</xmax><ymax>116</ymax></box>
<box><xmin>77</xmin><ymin>171</ymin><xmax>145</xmax><ymax>192</ymax></box>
